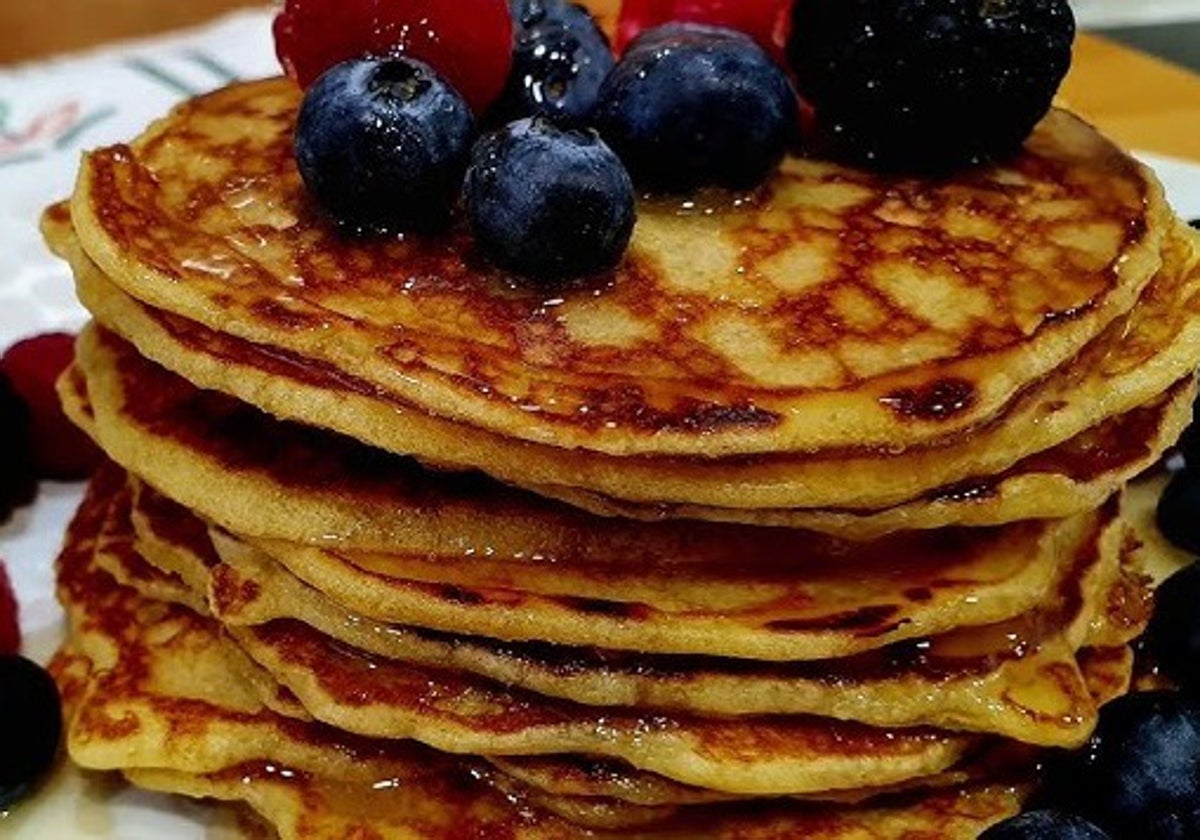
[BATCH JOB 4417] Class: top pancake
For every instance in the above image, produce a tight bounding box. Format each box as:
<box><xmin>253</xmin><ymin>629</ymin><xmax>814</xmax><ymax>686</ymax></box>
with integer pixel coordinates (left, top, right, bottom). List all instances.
<box><xmin>68</xmin><ymin>78</ymin><xmax>1168</xmax><ymax>458</ymax></box>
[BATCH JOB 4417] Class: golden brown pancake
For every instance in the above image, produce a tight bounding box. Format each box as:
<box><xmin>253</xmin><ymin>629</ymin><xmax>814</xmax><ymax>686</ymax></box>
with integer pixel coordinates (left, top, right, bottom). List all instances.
<box><xmin>51</xmin><ymin>211</ymin><xmax>1200</xmax><ymax>523</ymax></box>
<box><xmin>53</xmin><ymin>470</ymin><xmax>1031</xmax><ymax>836</ymax></box>
<box><xmin>67</xmin><ymin>79</ymin><xmax>1169</xmax><ymax>466</ymax></box>
<box><xmin>114</xmin><ymin>476</ymin><xmax>1140</xmax><ymax>745</ymax></box>
<box><xmin>64</xmin><ymin>331</ymin><xmax>1124</xmax><ymax>662</ymax></box>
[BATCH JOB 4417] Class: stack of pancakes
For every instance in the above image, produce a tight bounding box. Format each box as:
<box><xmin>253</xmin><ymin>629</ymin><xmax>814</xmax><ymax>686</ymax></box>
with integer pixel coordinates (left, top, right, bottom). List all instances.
<box><xmin>42</xmin><ymin>77</ymin><xmax>1200</xmax><ymax>837</ymax></box>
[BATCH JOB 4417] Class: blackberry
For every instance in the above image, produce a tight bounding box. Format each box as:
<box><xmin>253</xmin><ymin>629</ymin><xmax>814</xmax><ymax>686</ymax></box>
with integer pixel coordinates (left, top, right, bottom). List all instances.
<box><xmin>788</xmin><ymin>0</ymin><xmax>1075</xmax><ymax>171</ymax></box>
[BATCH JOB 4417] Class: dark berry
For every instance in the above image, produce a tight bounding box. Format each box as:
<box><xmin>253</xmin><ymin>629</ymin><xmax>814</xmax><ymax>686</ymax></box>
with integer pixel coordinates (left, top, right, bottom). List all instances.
<box><xmin>295</xmin><ymin>57</ymin><xmax>475</xmax><ymax>233</ymax></box>
<box><xmin>1188</xmin><ymin>219</ymin><xmax>1199</xmax><ymax>230</ymax></box>
<box><xmin>1</xmin><ymin>333</ymin><xmax>101</xmax><ymax>481</ymax></box>
<box><xmin>273</xmin><ymin>0</ymin><xmax>513</xmax><ymax>114</ymax></box>
<box><xmin>495</xmin><ymin>2</ymin><xmax>614</xmax><ymax>124</ymax></box>
<box><xmin>788</xmin><ymin>0</ymin><xmax>1076</xmax><ymax>171</ymax></box>
<box><xmin>1040</xmin><ymin>691</ymin><xmax>1200</xmax><ymax>839</ymax></box>
<box><xmin>1157</xmin><ymin>471</ymin><xmax>1200</xmax><ymax>555</ymax></box>
<box><xmin>464</xmin><ymin>118</ymin><xmax>635</xmax><ymax>280</ymax></box>
<box><xmin>0</xmin><ymin>563</ymin><xmax>18</xmax><ymax>656</ymax></box>
<box><xmin>979</xmin><ymin>810</ymin><xmax>1109</xmax><ymax>840</ymax></box>
<box><xmin>0</xmin><ymin>656</ymin><xmax>62</xmax><ymax>809</ymax></box>
<box><xmin>593</xmin><ymin>23</ymin><xmax>798</xmax><ymax>191</ymax></box>
<box><xmin>615</xmin><ymin>0</ymin><xmax>791</xmax><ymax>61</ymax></box>
<box><xmin>0</xmin><ymin>372</ymin><xmax>36</xmax><ymax>523</ymax></box>
<box><xmin>1147</xmin><ymin>563</ymin><xmax>1200</xmax><ymax>694</ymax></box>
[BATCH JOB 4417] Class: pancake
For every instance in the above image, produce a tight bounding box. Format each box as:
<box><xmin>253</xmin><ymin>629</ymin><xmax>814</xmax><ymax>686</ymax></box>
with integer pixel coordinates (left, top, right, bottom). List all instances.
<box><xmin>65</xmin><ymin>335</ymin><xmax>1117</xmax><ymax>662</ymax></box>
<box><xmin>51</xmin><ymin>211</ymin><xmax>1200</xmax><ymax>522</ymax></box>
<box><xmin>116</xmin><ymin>476</ymin><xmax>1140</xmax><ymax>744</ymax></box>
<box><xmin>52</xmin><ymin>471</ymin><xmax>1029</xmax><ymax>836</ymax></box>
<box><xmin>125</xmin><ymin>765</ymin><xmax>1025</xmax><ymax>839</ymax></box>
<box><xmin>66</xmin><ymin>79</ymin><xmax>1170</xmax><ymax>466</ymax></box>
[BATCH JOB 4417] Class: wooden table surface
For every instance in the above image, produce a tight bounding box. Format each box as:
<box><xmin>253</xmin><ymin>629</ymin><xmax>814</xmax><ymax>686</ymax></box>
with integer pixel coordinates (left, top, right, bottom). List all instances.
<box><xmin>3</xmin><ymin>0</ymin><xmax>1199</xmax><ymax>162</ymax></box>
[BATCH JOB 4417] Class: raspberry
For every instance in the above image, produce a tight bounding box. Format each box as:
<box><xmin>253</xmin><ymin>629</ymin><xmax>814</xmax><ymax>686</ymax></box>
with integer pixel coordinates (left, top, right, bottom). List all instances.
<box><xmin>1</xmin><ymin>333</ymin><xmax>101</xmax><ymax>481</ymax></box>
<box><xmin>274</xmin><ymin>0</ymin><xmax>514</xmax><ymax>114</ymax></box>
<box><xmin>0</xmin><ymin>562</ymin><xmax>18</xmax><ymax>655</ymax></box>
<box><xmin>615</xmin><ymin>0</ymin><xmax>790</xmax><ymax>61</ymax></box>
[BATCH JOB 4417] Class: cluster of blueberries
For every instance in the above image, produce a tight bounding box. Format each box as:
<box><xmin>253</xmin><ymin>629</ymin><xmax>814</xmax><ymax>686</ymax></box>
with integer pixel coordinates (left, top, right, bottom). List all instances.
<box><xmin>297</xmin><ymin>0</ymin><xmax>796</xmax><ymax>280</ymax></box>
<box><xmin>981</xmin><ymin>221</ymin><xmax>1200</xmax><ymax>840</ymax></box>
<box><xmin>296</xmin><ymin>0</ymin><xmax>1075</xmax><ymax>283</ymax></box>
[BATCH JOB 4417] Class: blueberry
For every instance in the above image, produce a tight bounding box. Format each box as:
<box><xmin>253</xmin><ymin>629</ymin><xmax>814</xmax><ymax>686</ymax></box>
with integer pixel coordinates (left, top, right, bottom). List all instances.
<box><xmin>1040</xmin><ymin>691</ymin><xmax>1200</xmax><ymax>839</ymax></box>
<box><xmin>464</xmin><ymin>118</ymin><xmax>634</xmax><ymax>280</ymax></box>
<box><xmin>788</xmin><ymin>0</ymin><xmax>1075</xmax><ymax>171</ymax></box>
<box><xmin>496</xmin><ymin>1</ymin><xmax>614</xmax><ymax>123</ymax></box>
<box><xmin>0</xmin><ymin>656</ymin><xmax>62</xmax><ymax>809</ymax></box>
<box><xmin>1148</xmin><ymin>563</ymin><xmax>1200</xmax><ymax>694</ymax></box>
<box><xmin>295</xmin><ymin>57</ymin><xmax>474</xmax><ymax>233</ymax></box>
<box><xmin>979</xmin><ymin>810</ymin><xmax>1109</xmax><ymax>840</ymax></box>
<box><xmin>593</xmin><ymin>23</ymin><xmax>798</xmax><ymax>192</ymax></box>
<box><xmin>0</xmin><ymin>372</ymin><xmax>36</xmax><ymax>525</ymax></box>
<box><xmin>1190</xmin><ymin>219</ymin><xmax>1200</xmax><ymax>230</ymax></box>
<box><xmin>1157</xmin><ymin>471</ymin><xmax>1200</xmax><ymax>555</ymax></box>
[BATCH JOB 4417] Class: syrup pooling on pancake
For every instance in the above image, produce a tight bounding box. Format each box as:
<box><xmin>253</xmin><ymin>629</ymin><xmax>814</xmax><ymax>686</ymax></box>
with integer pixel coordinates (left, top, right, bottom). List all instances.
<box><xmin>50</xmin><ymin>206</ymin><xmax>1200</xmax><ymax>520</ymax></box>
<box><xmin>69</xmin><ymin>79</ymin><xmax>1168</xmax><ymax>459</ymax></box>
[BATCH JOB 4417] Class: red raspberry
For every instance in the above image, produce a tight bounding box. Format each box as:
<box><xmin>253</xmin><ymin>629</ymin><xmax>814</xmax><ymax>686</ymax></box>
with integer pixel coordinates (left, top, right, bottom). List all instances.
<box><xmin>274</xmin><ymin>0</ymin><xmax>514</xmax><ymax>115</ymax></box>
<box><xmin>616</xmin><ymin>0</ymin><xmax>791</xmax><ymax>61</ymax></box>
<box><xmin>1</xmin><ymin>333</ymin><xmax>101</xmax><ymax>481</ymax></box>
<box><xmin>0</xmin><ymin>562</ymin><xmax>18</xmax><ymax>655</ymax></box>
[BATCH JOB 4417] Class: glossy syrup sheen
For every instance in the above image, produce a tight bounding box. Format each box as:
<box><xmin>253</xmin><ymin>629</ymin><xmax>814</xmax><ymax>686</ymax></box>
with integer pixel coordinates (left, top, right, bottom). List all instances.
<box><xmin>70</xmin><ymin>78</ymin><xmax>1166</xmax><ymax>457</ymax></box>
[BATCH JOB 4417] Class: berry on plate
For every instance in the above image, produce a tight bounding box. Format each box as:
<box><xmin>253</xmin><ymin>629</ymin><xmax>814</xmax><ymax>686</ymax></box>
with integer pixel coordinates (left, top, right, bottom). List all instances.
<box><xmin>1039</xmin><ymin>691</ymin><xmax>1200</xmax><ymax>839</ymax></box>
<box><xmin>1156</xmin><ymin>470</ymin><xmax>1200</xmax><ymax>555</ymax></box>
<box><xmin>465</xmin><ymin>117</ymin><xmax>635</xmax><ymax>281</ymax></box>
<box><xmin>1147</xmin><ymin>562</ymin><xmax>1200</xmax><ymax>695</ymax></box>
<box><xmin>1</xmin><ymin>333</ymin><xmax>101</xmax><ymax>481</ymax></box>
<box><xmin>295</xmin><ymin>57</ymin><xmax>475</xmax><ymax>233</ymax></box>
<box><xmin>787</xmin><ymin>0</ymin><xmax>1075</xmax><ymax>171</ymax></box>
<box><xmin>0</xmin><ymin>656</ymin><xmax>63</xmax><ymax>810</ymax></box>
<box><xmin>593</xmin><ymin>23</ymin><xmax>797</xmax><ymax>191</ymax></box>
<box><xmin>615</xmin><ymin>0</ymin><xmax>789</xmax><ymax>61</ymax></box>
<box><xmin>274</xmin><ymin>0</ymin><xmax>513</xmax><ymax>114</ymax></box>
<box><xmin>495</xmin><ymin>1</ymin><xmax>614</xmax><ymax>123</ymax></box>
<box><xmin>0</xmin><ymin>372</ymin><xmax>36</xmax><ymax>523</ymax></box>
<box><xmin>978</xmin><ymin>810</ymin><xmax>1110</xmax><ymax>839</ymax></box>
<box><xmin>0</xmin><ymin>562</ymin><xmax>19</xmax><ymax>656</ymax></box>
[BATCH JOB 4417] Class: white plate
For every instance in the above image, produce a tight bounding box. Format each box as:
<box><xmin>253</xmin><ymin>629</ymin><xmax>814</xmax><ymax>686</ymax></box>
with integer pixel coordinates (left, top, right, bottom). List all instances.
<box><xmin>2</xmin><ymin>154</ymin><xmax>1199</xmax><ymax>837</ymax></box>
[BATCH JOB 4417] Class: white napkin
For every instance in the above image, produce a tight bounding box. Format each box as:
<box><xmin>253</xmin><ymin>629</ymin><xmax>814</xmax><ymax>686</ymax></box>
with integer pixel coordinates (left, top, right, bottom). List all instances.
<box><xmin>0</xmin><ymin>8</ymin><xmax>278</xmax><ymax>349</ymax></box>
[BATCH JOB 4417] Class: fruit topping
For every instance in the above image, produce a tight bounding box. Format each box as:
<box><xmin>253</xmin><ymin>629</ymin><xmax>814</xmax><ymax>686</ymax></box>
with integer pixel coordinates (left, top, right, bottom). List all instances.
<box><xmin>1</xmin><ymin>333</ymin><xmax>100</xmax><ymax>481</ymax></box>
<box><xmin>0</xmin><ymin>656</ymin><xmax>62</xmax><ymax>810</ymax></box>
<box><xmin>495</xmin><ymin>1</ymin><xmax>615</xmax><ymax>123</ymax></box>
<box><xmin>1039</xmin><ymin>691</ymin><xmax>1200</xmax><ymax>839</ymax></box>
<box><xmin>295</xmin><ymin>57</ymin><xmax>475</xmax><ymax>234</ymax></box>
<box><xmin>0</xmin><ymin>562</ymin><xmax>19</xmax><ymax>656</ymax></box>
<box><xmin>787</xmin><ymin>0</ymin><xmax>1076</xmax><ymax>171</ymax></box>
<box><xmin>978</xmin><ymin>810</ymin><xmax>1110</xmax><ymax>840</ymax></box>
<box><xmin>0</xmin><ymin>372</ymin><xmax>36</xmax><ymax>524</ymax></box>
<box><xmin>593</xmin><ymin>23</ymin><xmax>798</xmax><ymax>191</ymax></box>
<box><xmin>1156</xmin><ymin>471</ymin><xmax>1200</xmax><ymax>555</ymax></box>
<box><xmin>274</xmin><ymin>0</ymin><xmax>514</xmax><ymax>114</ymax></box>
<box><xmin>615</xmin><ymin>0</ymin><xmax>790</xmax><ymax>61</ymax></box>
<box><xmin>465</xmin><ymin>117</ymin><xmax>635</xmax><ymax>281</ymax></box>
<box><xmin>1147</xmin><ymin>562</ymin><xmax>1200</xmax><ymax>695</ymax></box>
